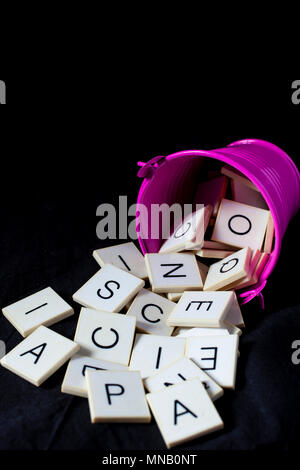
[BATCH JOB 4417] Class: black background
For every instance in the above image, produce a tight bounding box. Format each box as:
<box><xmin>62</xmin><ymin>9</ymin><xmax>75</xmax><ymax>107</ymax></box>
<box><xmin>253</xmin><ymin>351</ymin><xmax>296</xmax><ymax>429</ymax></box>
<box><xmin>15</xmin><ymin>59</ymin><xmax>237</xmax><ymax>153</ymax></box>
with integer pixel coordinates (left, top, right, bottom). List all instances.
<box><xmin>0</xmin><ymin>77</ymin><xmax>299</xmax><ymax>461</ymax></box>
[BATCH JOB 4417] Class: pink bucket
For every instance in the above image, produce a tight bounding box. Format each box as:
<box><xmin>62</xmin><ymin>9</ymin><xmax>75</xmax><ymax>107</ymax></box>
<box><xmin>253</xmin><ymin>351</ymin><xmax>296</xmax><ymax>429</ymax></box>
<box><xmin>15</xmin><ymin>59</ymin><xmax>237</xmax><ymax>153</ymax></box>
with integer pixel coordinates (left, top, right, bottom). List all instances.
<box><xmin>136</xmin><ymin>139</ymin><xmax>300</xmax><ymax>305</ymax></box>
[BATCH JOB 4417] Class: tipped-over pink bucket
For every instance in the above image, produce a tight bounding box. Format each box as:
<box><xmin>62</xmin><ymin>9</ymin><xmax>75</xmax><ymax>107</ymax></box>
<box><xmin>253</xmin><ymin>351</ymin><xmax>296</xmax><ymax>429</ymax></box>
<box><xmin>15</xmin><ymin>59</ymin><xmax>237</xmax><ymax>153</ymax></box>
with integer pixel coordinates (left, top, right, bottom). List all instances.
<box><xmin>136</xmin><ymin>139</ymin><xmax>300</xmax><ymax>305</ymax></box>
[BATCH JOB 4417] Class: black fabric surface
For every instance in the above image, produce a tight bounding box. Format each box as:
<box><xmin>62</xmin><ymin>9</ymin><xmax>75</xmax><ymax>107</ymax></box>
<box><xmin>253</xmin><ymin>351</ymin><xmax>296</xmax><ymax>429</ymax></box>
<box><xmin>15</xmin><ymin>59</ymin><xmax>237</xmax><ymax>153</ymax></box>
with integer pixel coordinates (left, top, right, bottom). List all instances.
<box><xmin>0</xmin><ymin>195</ymin><xmax>299</xmax><ymax>451</ymax></box>
<box><xmin>0</xmin><ymin>77</ymin><xmax>299</xmax><ymax>455</ymax></box>
<box><xmin>0</xmin><ymin>208</ymin><xmax>299</xmax><ymax>451</ymax></box>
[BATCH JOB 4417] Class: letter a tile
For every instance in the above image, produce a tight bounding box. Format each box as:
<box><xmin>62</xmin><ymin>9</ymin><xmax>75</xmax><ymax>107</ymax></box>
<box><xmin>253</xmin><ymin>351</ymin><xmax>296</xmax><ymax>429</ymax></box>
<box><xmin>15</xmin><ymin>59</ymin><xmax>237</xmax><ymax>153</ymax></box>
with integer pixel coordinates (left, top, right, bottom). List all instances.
<box><xmin>73</xmin><ymin>264</ymin><xmax>144</xmax><ymax>312</ymax></box>
<box><xmin>147</xmin><ymin>378</ymin><xmax>224</xmax><ymax>448</ymax></box>
<box><xmin>0</xmin><ymin>325</ymin><xmax>79</xmax><ymax>386</ymax></box>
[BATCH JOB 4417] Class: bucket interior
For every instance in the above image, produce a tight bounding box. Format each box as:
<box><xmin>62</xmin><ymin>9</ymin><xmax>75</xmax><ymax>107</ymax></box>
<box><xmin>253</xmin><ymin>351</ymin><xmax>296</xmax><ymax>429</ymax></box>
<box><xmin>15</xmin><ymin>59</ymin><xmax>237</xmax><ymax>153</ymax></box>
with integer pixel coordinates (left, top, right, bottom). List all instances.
<box><xmin>137</xmin><ymin>152</ymin><xmax>274</xmax><ymax>296</ymax></box>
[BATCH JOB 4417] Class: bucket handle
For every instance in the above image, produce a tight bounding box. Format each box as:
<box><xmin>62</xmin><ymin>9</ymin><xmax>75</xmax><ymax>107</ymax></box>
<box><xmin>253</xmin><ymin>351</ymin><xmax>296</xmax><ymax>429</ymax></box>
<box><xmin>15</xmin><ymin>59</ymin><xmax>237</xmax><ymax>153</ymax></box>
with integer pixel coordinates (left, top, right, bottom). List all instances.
<box><xmin>137</xmin><ymin>156</ymin><xmax>165</xmax><ymax>178</ymax></box>
<box><xmin>239</xmin><ymin>279</ymin><xmax>267</xmax><ymax>308</ymax></box>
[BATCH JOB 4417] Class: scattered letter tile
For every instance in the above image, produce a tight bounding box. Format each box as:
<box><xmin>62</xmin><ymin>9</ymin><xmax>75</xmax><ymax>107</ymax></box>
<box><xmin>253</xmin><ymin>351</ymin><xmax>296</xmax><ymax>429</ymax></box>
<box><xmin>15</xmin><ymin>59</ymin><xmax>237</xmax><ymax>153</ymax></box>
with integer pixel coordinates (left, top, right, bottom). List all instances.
<box><xmin>167</xmin><ymin>292</ymin><xmax>183</xmax><ymax>302</ymax></box>
<box><xmin>212</xmin><ymin>199</ymin><xmax>270</xmax><ymax>251</ymax></box>
<box><xmin>144</xmin><ymin>356</ymin><xmax>223</xmax><ymax>401</ymax></box>
<box><xmin>174</xmin><ymin>327</ymin><xmax>230</xmax><ymax>338</ymax></box>
<box><xmin>221</xmin><ymin>165</ymin><xmax>259</xmax><ymax>192</ymax></box>
<box><xmin>224</xmin><ymin>294</ymin><xmax>245</xmax><ymax>327</ymax></box>
<box><xmin>129</xmin><ymin>333</ymin><xmax>185</xmax><ymax>378</ymax></box>
<box><xmin>126</xmin><ymin>288</ymin><xmax>175</xmax><ymax>336</ymax></box>
<box><xmin>61</xmin><ymin>353</ymin><xmax>128</xmax><ymax>397</ymax></box>
<box><xmin>73</xmin><ymin>264</ymin><xmax>144</xmax><ymax>312</ymax></box>
<box><xmin>146</xmin><ymin>378</ymin><xmax>224</xmax><ymax>448</ymax></box>
<box><xmin>263</xmin><ymin>213</ymin><xmax>275</xmax><ymax>254</ymax></box>
<box><xmin>0</xmin><ymin>325</ymin><xmax>79</xmax><ymax>386</ymax></box>
<box><xmin>202</xmin><ymin>240</ymin><xmax>236</xmax><ymax>250</ymax></box>
<box><xmin>145</xmin><ymin>253</ymin><xmax>203</xmax><ymax>293</ymax></box>
<box><xmin>74</xmin><ymin>308</ymin><xmax>136</xmax><ymax>365</ymax></box>
<box><xmin>203</xmin><ymin>247</ymin><xmax>252</xmax><ymax>291</ymax></box>
<box><xmin>93</xmin><ymin>242</ymin><xmax>147</xmax><ymax>279</ymax></box>
<box><xmin>167</xmin><ymin>291</ymin><xmax>234</xmax><ymax>328</ymax></box>
<box><xmin>196</xmin><ymin>248</ymin><xmax>235</xmax><ymax>259</ymax></box>
<box><xmin>86</xmin><ymin>370</ymin><xmax>151</xmax><ymax>423</ymax></box>
<box><xmin>185</xmin><ymin>335</ymin><xmax>239</xmax><ymax>388</ymax></box>
<box><xmin>159</xmin><ymin>206</ymin><xmax>212</xmax><ymax>254</ymax></box>
<box><xmin>2</xmin><ymin>287</ymin><xmax>74</xmax><ymax>337</ymax></box>
<box><xmin>251</xmin><ymin>252</ymin><xmax>269</xmax><ymax>284</ymax></box>
<box><xmin>223</xmin><ymin>321</ymin><xmax>242</xmax><ymax>336</ymax></box>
